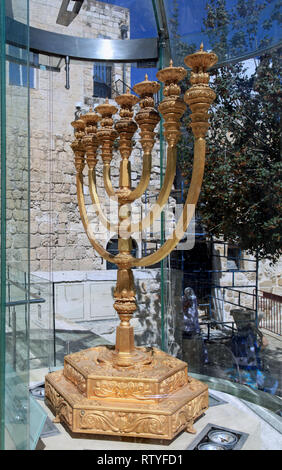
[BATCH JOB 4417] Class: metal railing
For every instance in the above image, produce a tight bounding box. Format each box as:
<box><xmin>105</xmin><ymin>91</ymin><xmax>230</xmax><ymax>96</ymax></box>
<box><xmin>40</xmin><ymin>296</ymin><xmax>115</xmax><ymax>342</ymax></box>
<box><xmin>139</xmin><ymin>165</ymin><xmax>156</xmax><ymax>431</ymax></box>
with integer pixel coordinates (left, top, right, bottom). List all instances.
<box><xmin>199</xmin><ymin>319</ymin><xmax>260</xmax><ymax>342</ymax></box>
<box><xmin>257</xmin><ymin>290</ymin><xmax>282</xmax><ymax>336</ymax></box>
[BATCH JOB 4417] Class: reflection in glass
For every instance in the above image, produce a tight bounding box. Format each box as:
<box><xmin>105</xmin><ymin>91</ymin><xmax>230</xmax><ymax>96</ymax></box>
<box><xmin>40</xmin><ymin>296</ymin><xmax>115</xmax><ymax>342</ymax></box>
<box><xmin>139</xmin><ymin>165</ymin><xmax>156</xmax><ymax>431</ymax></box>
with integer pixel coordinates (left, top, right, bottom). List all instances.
<box><xmin>166</xmin><ymin>0</ymin><xmax>282</xmax><ymax>65</ymax></box>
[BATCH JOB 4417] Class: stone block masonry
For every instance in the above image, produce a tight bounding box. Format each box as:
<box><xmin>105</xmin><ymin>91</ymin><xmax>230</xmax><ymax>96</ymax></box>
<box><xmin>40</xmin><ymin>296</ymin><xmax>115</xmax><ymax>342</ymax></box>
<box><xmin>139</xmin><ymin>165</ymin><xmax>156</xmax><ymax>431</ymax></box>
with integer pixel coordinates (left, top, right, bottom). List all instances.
<box><xmin>27</xmin><ymin>0</ymin><xmax>134</xmax><ymax>272</ymax></box>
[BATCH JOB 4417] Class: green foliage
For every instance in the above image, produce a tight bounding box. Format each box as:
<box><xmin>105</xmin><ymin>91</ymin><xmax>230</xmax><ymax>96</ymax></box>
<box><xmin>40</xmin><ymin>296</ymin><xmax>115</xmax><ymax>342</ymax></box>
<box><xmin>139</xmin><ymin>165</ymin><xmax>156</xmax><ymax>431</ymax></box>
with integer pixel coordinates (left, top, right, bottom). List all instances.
<box><xmin>174</xmin><ymin>0</ymin><xmax>282</xmax><ymax>263</ymax></box>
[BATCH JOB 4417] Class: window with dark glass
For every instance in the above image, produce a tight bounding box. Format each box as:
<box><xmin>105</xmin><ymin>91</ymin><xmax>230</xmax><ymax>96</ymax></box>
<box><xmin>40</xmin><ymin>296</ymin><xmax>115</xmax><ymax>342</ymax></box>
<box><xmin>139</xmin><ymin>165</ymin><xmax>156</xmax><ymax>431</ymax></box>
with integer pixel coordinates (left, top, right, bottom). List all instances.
<box><xmin>92</xmin><ymin>33</ymin><xmax>113</xmax><ymax>99</ymax></box>
<box><xmin>227</xmin><ymin>245</ymin><xmax>242</xmax><ymax>271</ymax></box>
<box><xmin>93</xmin><ymin>62</ymin><xmax>112</xmax><ymax>99</ymax></box>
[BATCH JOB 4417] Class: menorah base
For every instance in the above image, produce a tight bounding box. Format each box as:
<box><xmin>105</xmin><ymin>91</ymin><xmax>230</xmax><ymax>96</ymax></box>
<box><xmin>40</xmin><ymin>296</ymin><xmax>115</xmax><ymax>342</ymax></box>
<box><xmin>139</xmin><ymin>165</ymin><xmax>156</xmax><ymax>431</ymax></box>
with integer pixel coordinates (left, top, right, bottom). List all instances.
<box><xmin>45</xmin><ymin>346</ymin><xmax>208</xmax><ymax>440</ymax></box>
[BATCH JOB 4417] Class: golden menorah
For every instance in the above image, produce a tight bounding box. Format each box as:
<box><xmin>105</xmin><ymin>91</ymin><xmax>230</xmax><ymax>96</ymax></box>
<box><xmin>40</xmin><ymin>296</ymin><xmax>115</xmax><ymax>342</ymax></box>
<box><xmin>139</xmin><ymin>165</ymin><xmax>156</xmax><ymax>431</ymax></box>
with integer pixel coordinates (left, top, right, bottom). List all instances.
<box><xmin>45</xmin><ymin>45</ymin><xmax>218</xmax><ymax>441</ymax></box>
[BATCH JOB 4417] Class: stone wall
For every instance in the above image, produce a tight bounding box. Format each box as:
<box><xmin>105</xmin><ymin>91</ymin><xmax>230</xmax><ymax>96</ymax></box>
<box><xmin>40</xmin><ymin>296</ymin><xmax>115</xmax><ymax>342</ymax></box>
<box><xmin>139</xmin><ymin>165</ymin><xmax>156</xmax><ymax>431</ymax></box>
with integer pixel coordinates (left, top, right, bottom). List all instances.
<box><xmin>28</xmin><ymin>0</ymin><xmax>136</xmax><ymax>273</ymax></box>
<box><xmin>6</xmin><ymin>74</ymin><xmax>29</xmax><ymax>274</ymax></box>
<box><xmin>258</xmin><ymin>258</ymin><xmax>282</xmax><ymax>297</ymax></box>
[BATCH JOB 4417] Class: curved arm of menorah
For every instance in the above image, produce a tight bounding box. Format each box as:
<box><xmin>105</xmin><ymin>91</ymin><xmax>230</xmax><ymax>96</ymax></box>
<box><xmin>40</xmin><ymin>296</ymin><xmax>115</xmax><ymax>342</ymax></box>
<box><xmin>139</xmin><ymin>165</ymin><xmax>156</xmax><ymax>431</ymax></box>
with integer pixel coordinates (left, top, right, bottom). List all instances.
<box><xmin>88</xmin><ymin>168</ymin><xmax>118</xmax><ymax>233</ymax></box>
<box><xmin>76</xmin><ymin>171</ymin><xmax>116</xmax><ymax>264</ymax></box>
<box><xmin>103</xmin><ymin>163</ymin><xmax>116</xmax><ymax>198</ymax></box>
<box><xmin>127</xmin><ymin>150</ymin><xmax>152</xmax><ymax>202</ymax></box>
<box><xmin>132</xmin><ymin>137</ymin><xmax>206</xmax><ymax>268</ymax></box>
<box><xmin>129</xmin><ymin>146</ymin><xmax>177</xmax><ymax>234</ymax></box>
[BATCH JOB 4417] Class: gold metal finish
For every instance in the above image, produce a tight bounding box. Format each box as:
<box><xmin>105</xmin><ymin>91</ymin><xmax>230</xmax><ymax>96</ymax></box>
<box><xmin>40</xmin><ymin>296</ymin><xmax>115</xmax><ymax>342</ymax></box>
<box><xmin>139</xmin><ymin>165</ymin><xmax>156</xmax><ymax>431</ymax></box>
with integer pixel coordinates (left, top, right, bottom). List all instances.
<box><xmin>115</xmin><ymin>89</ymin><xmax>139</xmax><ymax>202</ymax></box>
<box><xmin>156</xmin><ymin>59</ymin><xmax>187</xmax><ymax>147</ymax></box>
<box><xmin>46</xmin><ymin>348</ymin><xmax>208</xmax><ymax>439</ymax></box>
<box><xmin>103</xmin><ymin>164</ymin><xmax>116</xmax><ymax>198</ymax></box>
<box><xmin>46</xmin><ymin>45</ymin><xmax>217</xmax><ymax>440</ymax></box>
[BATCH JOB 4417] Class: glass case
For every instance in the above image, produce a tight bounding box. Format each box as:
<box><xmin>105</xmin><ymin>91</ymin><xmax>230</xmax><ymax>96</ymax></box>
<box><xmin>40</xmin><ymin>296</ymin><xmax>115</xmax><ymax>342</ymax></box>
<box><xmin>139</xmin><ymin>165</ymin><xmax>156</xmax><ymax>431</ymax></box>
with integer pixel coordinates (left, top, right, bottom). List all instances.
<box><xmin>1</xmin><ymin>0</ymin><xmax>31</xmax><ymax>450</ymax></box>
<box><xmin>1</xmin><ymin>0</ymin><xmax>281</xmax><ymax>449</ymax></box>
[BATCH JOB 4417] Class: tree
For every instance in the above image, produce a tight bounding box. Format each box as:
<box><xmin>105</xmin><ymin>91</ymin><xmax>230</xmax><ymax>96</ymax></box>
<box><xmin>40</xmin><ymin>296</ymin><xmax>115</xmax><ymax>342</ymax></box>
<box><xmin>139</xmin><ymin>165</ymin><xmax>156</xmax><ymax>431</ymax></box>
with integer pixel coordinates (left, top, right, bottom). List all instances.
<box><xmin>175</xmin><ymin>0</ymin><xmax>282</xmax><ymax>263</ymax></box>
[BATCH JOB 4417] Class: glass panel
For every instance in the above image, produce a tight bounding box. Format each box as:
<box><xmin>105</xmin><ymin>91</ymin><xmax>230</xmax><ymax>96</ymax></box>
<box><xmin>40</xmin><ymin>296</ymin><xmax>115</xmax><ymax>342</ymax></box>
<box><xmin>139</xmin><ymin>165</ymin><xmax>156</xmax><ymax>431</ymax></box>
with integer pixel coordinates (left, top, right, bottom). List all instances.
<box><xmin>54</xmin><ymin>0</ymin><xmax>158</xmax><ymax>39</ymax></box>
<box><xmin>29</xmin><ymin>272</ymin><xmax>54</xmax><ymax>373</ymax></box>
<box><xmin>27</xmin><ymin>0</ymin><xmax>162</xmax><ymax>368</ymax></box>
<box><xmin>29</xmin><ymin>395</ymin><xmax>47</xmax><ymax>450</ymax></box>
<box><xmin>164</xmin><ymin>0</ymin><xmax>282</xmax><ymax>66</ymax></box>
<box><xmin>21</xmin><ymin>0</ymin><xmax>281</xmax><ymax>434</ymax></box>
<box><xmin>29</xmin><ymin>0</ymin><xmax>160</xmax><ymax>89</ymax></box>
<box><xmin>7</xmin><ymin>45</ymin><xmax>38</xmax><ymax>89</ymax></box>
<box><xmin>0</xmin><ymin>0</ymin><xmax>31</xmax><ymax>450</ymax></box>
<box><xmin>169</xmin><ymin>0</ymin><xmax>282</xmax><ymax>412</ymax></box>
<box><xmin>0</xmin><ymin>0</ymin><xmax>6</xmax><ymax>451</ymax></box>
<box><xmin>5</xmin><ymin>269</ymin><xmax>30</xmax><ymax>450</ymax></box>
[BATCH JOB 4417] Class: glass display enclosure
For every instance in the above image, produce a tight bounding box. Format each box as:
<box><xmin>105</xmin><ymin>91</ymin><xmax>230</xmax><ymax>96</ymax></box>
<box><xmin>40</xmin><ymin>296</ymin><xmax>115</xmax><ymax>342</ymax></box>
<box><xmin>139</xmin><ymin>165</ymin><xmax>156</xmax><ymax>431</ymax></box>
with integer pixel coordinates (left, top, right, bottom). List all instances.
<box><xmin>0</xmin><ymin>0</ymin><xmax>281</xmax><ymax>449</ymax></box>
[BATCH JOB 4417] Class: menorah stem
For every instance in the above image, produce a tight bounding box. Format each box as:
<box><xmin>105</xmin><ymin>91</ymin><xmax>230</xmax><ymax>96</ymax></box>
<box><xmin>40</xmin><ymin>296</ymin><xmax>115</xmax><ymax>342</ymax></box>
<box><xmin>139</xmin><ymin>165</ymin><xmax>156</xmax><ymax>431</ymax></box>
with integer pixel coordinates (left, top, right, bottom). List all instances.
<box><xmin>114</xmin><ymin>259</ymin><xmax>141</xmax><ymax>367</ymax></box>
<box><xmin>112</xmin><ymin>195</ymin><xmax>138</xmax><ymax>366</ymax></box>
<box><xmin>113</xmin><ymin>263</ymin><xmax>136</xmax><ymax>366</ymax></box>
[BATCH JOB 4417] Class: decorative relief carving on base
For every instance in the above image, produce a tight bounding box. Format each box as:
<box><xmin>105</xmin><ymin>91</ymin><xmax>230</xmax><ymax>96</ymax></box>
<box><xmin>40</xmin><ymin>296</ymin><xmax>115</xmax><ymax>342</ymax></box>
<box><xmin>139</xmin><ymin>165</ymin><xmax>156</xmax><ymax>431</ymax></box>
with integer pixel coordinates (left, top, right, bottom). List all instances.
<box><xmin>45</xmin><ymin>380</ymin><xmax>60</xmax><ymax>409</ymax></box>
<box><xmin>77</xmin><ymin>410</ymin><xmax>168</xmax><ymax>437</ymax></box>
<box><xmin>64</xmin><ymin>346</ymin><xmax>185</xmax><ymax>379</ymax></box>
<box><xmin>57</xmin><ymin>400</ymin><xmax>73</xmax><ymax>428</ymax></box>
<box><xmin>45</xmin><ymin>378</ymin><xmax>73</xmax><ymax>428</ymax></box>
<box><xmin>159</xmin><ymin>369</ymin><xmax>188</xmax><ymax>396</ymax></box>
<box><xmin>45</xmin><ymin>364</ymin><xmax>208</xmax><ymax>440</ymax></box>
<box><xmin>61</xmin><ymin>346</ymin><xmax>190</xmax><ymax>403</ymax></box>
<box><xmin>64</xmin><ymin>362</ymin><xmax>87</xmax><ymax>396</ymax></box>
<box><xmin>89</xmin><ymin>380</ymin><xmax>156</xmax><ymax>401</ymax></box>
<box><xmin>171</xmin><ymin>391</ymin><xmax>208</xmax><ymax>436</ymax></box>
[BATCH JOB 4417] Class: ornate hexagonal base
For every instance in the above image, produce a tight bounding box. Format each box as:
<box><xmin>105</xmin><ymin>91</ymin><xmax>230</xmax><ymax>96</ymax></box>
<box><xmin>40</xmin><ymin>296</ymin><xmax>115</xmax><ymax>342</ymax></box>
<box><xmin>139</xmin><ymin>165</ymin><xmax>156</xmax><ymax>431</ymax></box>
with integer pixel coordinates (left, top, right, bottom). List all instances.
<box><xmin>45</xmin><ymin>346</ymin><xmax>208</xmax><ymax>440</ymax></box>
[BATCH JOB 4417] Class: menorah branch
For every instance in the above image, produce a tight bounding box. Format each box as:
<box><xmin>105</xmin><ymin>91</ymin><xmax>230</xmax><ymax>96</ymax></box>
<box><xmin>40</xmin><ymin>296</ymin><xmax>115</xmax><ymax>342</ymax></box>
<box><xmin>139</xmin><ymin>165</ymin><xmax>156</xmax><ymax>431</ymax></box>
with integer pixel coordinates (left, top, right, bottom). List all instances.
<box><xmin>133</xmin><ymin>139</ymin><xmax>206</xmax><ymax>268</ymax></box>
<box><xmin>129</xmin><ymin>145</ymin><xmax>177</xmax><ymax>234</ymax></box>
<box><xmin>103</xmin><ymin>163</ymin><xmax>116</xmax><ymax>198</ymax></box>
<box><xmin>127</xmin><ymin>150</ymin><xmax>152</xmax><ymax>202</ymax></box>
<box><xmin>88</xmin><ymin>168</ymin><xmax>118</xmax><ymax>233</ymax></box>
<box><xmin>76</xmin><ymin>171</ymin><xmax>115</xmax><ymax>264</ymax></box>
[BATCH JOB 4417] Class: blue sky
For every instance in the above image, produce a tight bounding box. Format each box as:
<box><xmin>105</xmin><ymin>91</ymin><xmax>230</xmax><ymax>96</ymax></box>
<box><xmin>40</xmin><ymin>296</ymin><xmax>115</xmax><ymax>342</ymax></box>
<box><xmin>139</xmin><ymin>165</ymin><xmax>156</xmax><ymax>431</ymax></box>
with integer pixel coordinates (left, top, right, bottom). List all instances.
<box><xmin>96</xmin><ymin>0</ymin><xmax>281</xmax><ymax>86</ymax></box>
<box><xmin>96</xmin><ymin>0</ymin><xmax>203</xmax><ymax>85</ymax></box>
